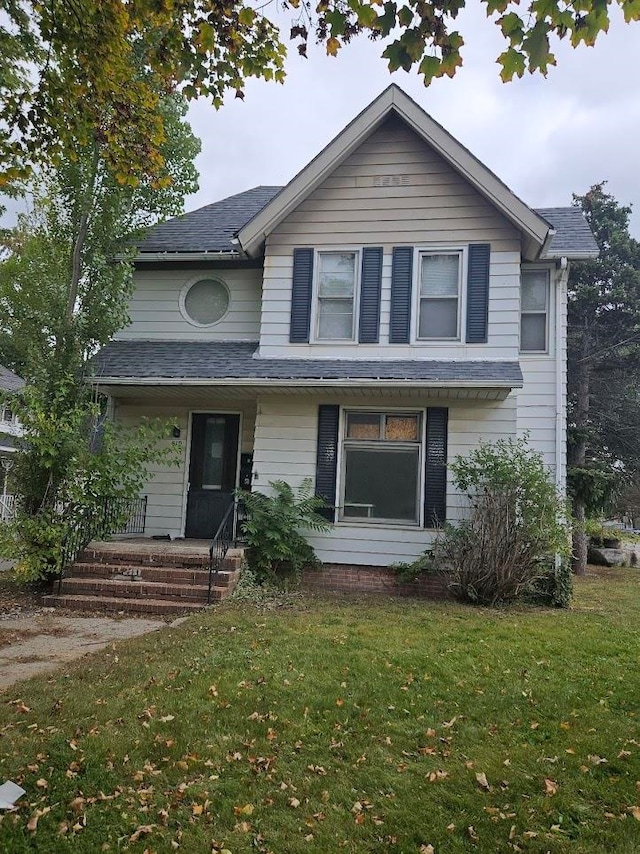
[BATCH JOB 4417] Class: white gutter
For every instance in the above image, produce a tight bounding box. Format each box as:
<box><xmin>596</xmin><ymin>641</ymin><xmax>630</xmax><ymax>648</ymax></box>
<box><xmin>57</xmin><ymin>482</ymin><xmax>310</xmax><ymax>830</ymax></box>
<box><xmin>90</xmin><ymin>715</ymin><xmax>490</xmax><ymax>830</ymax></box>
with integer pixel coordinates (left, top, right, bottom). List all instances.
<box><xmin>134</xmin><ymin>252</ymin><xmax>241</xmax><ymax>263</ymax></box>
<box><xmin>94</xmin><ymin>376</ymin><xmax>522</xmax><ymax>389</ymax></box>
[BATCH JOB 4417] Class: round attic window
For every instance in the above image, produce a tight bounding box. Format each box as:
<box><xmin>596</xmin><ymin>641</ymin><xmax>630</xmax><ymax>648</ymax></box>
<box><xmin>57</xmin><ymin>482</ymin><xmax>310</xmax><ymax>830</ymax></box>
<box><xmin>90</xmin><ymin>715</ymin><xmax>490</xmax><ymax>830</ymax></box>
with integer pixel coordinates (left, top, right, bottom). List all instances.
<box><xmin>181</xmin><ymin>278</ymin><xmax>230</xmax><ymax>326</ymax></box>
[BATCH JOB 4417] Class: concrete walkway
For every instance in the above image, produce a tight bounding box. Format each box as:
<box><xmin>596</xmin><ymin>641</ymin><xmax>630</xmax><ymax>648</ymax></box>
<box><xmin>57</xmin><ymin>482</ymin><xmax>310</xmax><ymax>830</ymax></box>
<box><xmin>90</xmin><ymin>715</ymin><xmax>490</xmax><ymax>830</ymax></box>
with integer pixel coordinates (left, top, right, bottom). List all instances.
<box><xmin>0</xmin><ymin>611</ymin><xmax>184</xmax><ymax>690</ymax></box>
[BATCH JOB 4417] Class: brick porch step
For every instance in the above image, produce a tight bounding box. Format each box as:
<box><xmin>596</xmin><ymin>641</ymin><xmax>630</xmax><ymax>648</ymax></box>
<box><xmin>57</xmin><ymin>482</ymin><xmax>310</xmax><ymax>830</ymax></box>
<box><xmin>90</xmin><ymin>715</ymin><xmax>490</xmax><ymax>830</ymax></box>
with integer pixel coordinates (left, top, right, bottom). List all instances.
<box><xmin>41</xmin><ymin>594</ymin><xmax>217</xmax><ymax>615</ymax></box>
<box><xmin>80</xmin><ymin>543</ymin><xmax>244</xmax><ymax>571</ymax></box>
<box><xmin>70</xmin><ymin>562</ymin><xmax>236</xmax><ymax>587</ymax></box>
<box><xmin>56</xmin><ymin>577</ymin><xmax>217</xmax><ymax>603</ymax></box>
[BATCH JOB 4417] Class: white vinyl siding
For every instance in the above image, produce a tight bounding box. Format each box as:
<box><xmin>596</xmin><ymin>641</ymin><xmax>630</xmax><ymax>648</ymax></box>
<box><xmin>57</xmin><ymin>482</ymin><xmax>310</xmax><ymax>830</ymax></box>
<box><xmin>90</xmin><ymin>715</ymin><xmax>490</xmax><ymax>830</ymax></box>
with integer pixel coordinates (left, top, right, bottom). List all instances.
<box><xmin>117</xmin><ymin>267</ymin><xmax>262</xmax><ymax>341</ymax></box>
<box><xmin>259</xmin><ymin>117</ymin><xmax>521</xmax><ymax>358</ymax></box>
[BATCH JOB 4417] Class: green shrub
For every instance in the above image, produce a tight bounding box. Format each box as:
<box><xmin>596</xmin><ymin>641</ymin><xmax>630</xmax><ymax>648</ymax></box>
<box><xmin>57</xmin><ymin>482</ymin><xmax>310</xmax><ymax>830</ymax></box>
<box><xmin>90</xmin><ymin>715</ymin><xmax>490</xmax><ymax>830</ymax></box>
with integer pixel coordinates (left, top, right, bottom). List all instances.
<box><xmin>396</xmin><ymin>438</ymin><xmax>571</xmax><ymax>607</ymax></box>
<box><xmin>236</xmin><ymin>479</ymin><xmax>330</xmax><ymax>584</ymax></box>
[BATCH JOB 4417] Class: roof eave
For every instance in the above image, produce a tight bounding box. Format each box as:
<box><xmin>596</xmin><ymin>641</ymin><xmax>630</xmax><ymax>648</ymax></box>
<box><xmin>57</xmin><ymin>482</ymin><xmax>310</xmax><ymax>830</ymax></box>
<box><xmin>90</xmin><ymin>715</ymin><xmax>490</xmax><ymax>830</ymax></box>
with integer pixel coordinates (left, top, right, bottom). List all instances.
<box><xmin>542</xmin><ymin>248</ymin><xmax>600</xmax><ymax>261</ymax></box>
<box><xmin>237</xmin><ymin>84</ymin><xmax>550</xmax><ymax>258</ymax></box>
<box><xmin>133</xmin><ymin>251</ymin><xmax>241</xmax><ymax>263</ymax></box>
<box><xmin>93</xmin><ymin>376</ymin><xmax>523</xmax><ymax>390</ymax></box>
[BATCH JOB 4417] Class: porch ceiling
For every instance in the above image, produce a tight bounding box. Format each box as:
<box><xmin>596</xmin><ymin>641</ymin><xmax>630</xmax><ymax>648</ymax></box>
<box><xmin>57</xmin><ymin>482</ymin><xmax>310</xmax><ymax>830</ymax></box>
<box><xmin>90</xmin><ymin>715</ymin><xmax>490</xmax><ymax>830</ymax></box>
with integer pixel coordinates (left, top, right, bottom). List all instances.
<box><xmin>100</xmin><ymin>382</ymin><xmax>512</xmax><ymax>404</ymax></box>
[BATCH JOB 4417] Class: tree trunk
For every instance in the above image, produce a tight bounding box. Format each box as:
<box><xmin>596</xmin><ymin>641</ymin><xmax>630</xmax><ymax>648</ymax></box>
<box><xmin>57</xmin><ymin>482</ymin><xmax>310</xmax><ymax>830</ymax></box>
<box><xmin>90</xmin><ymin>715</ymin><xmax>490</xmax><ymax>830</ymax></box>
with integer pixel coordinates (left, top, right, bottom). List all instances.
<box><xmin>570</xmin><ymin>340</ymin><xmax>591</xmax><ymax>575</ymax></box>
<box><xmin>572</xmin><ymin>498</ymin><xmax>588</xmax><ymax>576</ymax></box>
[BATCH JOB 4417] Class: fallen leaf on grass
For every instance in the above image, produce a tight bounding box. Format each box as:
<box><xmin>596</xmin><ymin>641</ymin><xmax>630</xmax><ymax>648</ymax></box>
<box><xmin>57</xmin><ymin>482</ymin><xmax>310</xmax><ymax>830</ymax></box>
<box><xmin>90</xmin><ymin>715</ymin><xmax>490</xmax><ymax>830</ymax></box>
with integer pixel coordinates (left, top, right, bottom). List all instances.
<box><xmin>36</xmin><ymin>778</ymin><xmax>48</xmax><ymax>789</ymax></box>
<box><xmin>233</xmin><ymin>803</ymin><xmax>254</xmax><ymax>816</ymax></box>
<box><xmin>159</xmin><ymin>715</ymin><xmax>175</xmax><ymax>723</ymax></box>
<box><xmin>544</xmin><ymin>778</ymin><xmax>558</xmax><ymax>796</ymax></box>
<box><xmin>129</xmin><ymin>825</ymin><xmax>155</xmax><ymax>843</ymax></box>
<box><xmin>476</xmin><ymin>772</ymin><xmax>490</xmax><ymax>791</ymax></box>
<box><xmin>289</xmin><ymin>797</ymin><xmax>300</xmax><ymax>808</ymax></box>
<box><xmin>69</xmin><ymin>797</ymin><xmax>86</xmax><ymax>813</ymax></box>
<box><xmin>27</xmin><ymin>807</ymin><xmax>51</xmax><ymax>833</ymax></box>
<box><xmin>630</xmin><ymin>806</ymin><xmax>640</xmax><ymax>821</ymax></box>
<box><xmin>420</xmin><ymin>845</ymin><xmax>435</xmax><ymax>853</ymax></box>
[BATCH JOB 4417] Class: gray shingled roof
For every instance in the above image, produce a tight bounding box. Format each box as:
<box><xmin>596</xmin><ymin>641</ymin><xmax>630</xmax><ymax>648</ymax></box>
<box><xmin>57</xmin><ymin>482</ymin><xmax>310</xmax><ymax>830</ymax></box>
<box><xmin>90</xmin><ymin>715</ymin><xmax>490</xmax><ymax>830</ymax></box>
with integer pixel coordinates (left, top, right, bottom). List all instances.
<box><xmin>93</xmin><ymin>341</ymin><xmax>522</xmax><ymax>386</ymax></box>
<box><xmin>0</xmin><ymin>365</ymin><xmax>24</xmax><ymax>393</ymax></box>
<box><xmin>138</xmin><ymin>186</ymin><xmax>282</xmax><ymax>254</ymax></box>
<box><xmin>535</xmin><ymin>207</ymin><xmax>599</xmax><ymax>259</ymax></box>
<box><xmin>138</xmin><ymin>187</ymin><xmax>597</xmax><ymax>259</ymax></box>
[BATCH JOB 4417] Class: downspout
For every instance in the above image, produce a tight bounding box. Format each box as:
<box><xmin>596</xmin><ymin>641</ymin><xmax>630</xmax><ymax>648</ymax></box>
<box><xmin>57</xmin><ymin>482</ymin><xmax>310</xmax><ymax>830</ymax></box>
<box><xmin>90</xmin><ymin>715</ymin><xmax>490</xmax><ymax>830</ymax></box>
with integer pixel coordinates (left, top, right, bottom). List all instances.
<box><xmin>556</xmin><ymin>257</ymin><xmax>569</xmax><ymax>496</ymax></box>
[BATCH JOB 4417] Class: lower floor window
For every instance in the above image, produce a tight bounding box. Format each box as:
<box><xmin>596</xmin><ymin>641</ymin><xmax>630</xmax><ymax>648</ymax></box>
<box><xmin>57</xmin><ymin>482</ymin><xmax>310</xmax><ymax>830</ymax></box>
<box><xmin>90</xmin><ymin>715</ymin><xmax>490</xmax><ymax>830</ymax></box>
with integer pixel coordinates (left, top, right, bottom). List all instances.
<box><xmin>340</xmin><ymin>411</ymin><xmax>421</xmax><ymax>524</ymax></box>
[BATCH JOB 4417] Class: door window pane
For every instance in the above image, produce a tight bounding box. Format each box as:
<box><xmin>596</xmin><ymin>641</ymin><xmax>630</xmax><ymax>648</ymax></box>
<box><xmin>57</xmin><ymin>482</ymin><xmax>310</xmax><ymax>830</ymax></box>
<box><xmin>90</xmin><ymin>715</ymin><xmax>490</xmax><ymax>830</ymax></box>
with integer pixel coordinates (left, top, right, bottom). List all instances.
<box><xmin>342</xmin><ymin>446</ymin><xmax>419</xmax><ymax>522</ymax></box>
<box><xmin>202</xmin><ymin>417</ymin><xmax>225</xmax><ymax>489</ymax></box>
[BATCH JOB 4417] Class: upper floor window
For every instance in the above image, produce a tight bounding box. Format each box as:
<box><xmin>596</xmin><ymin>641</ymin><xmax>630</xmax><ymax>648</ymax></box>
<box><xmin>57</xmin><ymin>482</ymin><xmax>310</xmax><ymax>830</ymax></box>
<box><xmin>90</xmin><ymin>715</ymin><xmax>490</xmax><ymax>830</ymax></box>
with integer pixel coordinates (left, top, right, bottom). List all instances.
<box><xmin>315</xmin><ymin>251</ymin><xmax>358</xmax><ymax>341</ymax></box>
<box><xmin>520</xmin><ymin>269</ymin><xmax>550</xmax><ymax>353</ymax></box>
<box><xmin>418</xmin><ymin>251</ymin><xmax>462</xmax><ymax>340</ymax></box>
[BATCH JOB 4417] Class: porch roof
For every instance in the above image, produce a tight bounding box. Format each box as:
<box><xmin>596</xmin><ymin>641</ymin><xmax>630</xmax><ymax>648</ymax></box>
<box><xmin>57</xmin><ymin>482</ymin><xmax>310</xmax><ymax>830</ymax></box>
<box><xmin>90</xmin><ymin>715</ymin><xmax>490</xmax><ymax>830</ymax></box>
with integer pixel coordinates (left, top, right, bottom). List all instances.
<box><xmin>93</xmin><ymin>341</ymin><xmax>523</xmax><ymax>390</ymax></box>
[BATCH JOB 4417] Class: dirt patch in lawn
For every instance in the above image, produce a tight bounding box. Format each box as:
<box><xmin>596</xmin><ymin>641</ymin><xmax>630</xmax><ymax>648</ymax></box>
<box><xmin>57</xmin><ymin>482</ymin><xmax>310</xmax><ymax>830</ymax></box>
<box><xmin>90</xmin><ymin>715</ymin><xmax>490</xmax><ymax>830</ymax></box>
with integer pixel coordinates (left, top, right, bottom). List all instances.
<box><xmin>0</xmin><ymin>613</ymin><xmax>179</xmax><ymax>690</ymax></box>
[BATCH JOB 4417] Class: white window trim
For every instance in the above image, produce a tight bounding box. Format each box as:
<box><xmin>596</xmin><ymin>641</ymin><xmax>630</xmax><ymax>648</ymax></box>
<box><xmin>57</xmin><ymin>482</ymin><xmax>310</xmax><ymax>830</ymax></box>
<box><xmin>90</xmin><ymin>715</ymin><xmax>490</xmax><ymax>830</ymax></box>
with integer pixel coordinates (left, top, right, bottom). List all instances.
<box><xmin>413</xmin><ymin>246</ymin><xmax>466</xmax><ymax>343</ymax></box>
<box><xmin>335</xmin><ymin>406</ymin><xmax>425</xmax><ymax>527</ymax></box>
<box><xmin>520</xmin><ymin>265</ymin><xmax>553</xmax><ymax>355</ymax></box>
<box><xmin>179</xmin><ymin>275</ymin><xmax>231</xmax><ymax>328</ymax></box>
<box><xmin>310</xmin><ymin>248</ymin><xmax>361</xmax><ymax>344</ymax></box>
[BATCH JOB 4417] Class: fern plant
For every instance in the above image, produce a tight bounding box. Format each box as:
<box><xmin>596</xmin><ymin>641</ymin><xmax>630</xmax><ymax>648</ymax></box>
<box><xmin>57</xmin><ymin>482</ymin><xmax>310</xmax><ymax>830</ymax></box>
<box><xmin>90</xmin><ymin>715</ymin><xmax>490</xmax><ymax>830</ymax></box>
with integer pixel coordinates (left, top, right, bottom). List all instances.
<box><xmin>236</xmin><ymin>479</ymin><xmax>331</xmax><ymax>583</ymax></box>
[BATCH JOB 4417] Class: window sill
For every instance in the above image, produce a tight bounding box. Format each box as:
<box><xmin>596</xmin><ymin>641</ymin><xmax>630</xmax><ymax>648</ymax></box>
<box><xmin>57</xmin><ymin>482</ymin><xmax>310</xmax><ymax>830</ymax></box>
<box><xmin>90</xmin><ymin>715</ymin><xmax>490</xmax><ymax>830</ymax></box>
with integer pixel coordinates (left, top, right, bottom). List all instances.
<box><xmin>336</xmin><ymin>519</ymin><xmax>424</xmax><ymax>531</ymax></box>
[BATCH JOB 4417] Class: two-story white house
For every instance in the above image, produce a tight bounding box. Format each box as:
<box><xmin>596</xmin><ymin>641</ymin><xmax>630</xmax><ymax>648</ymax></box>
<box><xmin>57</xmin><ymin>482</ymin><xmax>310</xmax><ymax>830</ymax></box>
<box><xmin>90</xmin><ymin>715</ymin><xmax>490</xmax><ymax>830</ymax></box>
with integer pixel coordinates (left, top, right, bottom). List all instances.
<box><xmin>93</xmin><ymin>85</ymin><xmax>598</xmax><ymax>569</ymax></box>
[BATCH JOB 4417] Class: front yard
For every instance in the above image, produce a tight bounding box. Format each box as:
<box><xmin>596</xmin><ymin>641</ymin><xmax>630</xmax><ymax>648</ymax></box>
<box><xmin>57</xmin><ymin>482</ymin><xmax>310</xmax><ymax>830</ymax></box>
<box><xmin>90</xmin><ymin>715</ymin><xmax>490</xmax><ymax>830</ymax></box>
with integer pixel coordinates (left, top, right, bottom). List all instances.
<box><xmin>0</xmin><ymin>569</ymin><xmax>639</xmax><ymax>853</ymax></box>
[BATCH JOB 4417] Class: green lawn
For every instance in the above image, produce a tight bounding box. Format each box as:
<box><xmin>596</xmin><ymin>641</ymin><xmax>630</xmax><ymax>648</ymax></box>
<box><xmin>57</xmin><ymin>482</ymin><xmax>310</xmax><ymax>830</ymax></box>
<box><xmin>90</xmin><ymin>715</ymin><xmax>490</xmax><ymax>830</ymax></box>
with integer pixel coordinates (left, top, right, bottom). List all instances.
<box><xmin>1</xmin><ymin>570</ymin><xmax>639</xmax><ymax>853</ymax></box>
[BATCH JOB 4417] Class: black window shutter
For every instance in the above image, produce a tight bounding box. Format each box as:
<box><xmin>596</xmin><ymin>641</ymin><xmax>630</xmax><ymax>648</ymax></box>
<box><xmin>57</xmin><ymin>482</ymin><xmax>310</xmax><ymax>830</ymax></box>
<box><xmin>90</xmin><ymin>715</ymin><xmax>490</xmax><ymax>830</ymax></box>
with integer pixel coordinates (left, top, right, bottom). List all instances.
<box><xmin>289</xmin><ymin>248</ymin><xmax>314</xmax><ymax>343</ymax></box>
<box><xmin>389</xmin><ymin>246</ymin><xmax>414</xmax><ymax>343</ymax></box>
<box><xmin>465</xmin><ymin>243</ymin><xmax>491</xmax><ymax>344</ymax></box>
<box><xmin>358</xmin><ymin>247</ymin><xmax>383</xmax><ymax>343</ymax></box>
<box><xmin>315</xmin><ymin>405</ymin><xmax>339</xmax><ymax>522</ymax></box>
<box><xmin>424</xmin><ymin>407</ymin><xmax>448</xmax><ymax>528</ymax></box>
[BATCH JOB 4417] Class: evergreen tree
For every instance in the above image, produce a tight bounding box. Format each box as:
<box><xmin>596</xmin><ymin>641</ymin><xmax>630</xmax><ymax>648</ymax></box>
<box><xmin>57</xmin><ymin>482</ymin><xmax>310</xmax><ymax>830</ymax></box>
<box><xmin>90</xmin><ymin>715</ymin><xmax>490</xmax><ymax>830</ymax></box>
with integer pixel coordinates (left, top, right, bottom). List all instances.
<box><xmin>567</xmin><ymin>183</ymin><xmax>640</xmax><ymax>574</ymax></box>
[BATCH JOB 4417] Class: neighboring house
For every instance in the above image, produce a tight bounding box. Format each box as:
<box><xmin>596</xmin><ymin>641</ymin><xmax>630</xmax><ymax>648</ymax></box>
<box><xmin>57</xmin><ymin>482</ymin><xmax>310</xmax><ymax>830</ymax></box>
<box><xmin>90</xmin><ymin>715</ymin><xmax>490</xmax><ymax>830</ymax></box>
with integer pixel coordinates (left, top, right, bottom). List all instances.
<box><xmin>93</xmin><ymin>85</ymin><xmax>598</xmax><ymax>568</ymax></box>
<box><xmin>0</xmin><ymin>364</ymin><xmax>24</xmax><ymax>520</ymax></box>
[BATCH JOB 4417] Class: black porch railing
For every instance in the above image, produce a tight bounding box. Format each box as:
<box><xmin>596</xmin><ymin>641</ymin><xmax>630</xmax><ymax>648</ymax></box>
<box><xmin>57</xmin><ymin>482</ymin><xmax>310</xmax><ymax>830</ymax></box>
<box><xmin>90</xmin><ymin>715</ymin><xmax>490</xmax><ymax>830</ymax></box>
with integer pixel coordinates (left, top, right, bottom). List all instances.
<box><xmin>58</xmin><ymin>496</ymin><xmax>147</xmax><ymax>593</ymax></box>
<box><xmin>207</xmin><ymin>500</ymin><xmax>236</xmax><ymax>604</ymax></box>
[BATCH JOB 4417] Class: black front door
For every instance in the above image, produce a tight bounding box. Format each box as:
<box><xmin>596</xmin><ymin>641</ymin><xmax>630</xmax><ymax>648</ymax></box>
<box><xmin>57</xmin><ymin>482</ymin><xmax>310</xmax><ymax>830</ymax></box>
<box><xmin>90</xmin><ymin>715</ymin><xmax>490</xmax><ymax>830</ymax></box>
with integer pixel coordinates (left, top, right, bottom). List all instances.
<box><xmin>185</xmin><ymin>413</ymin><xmax>240</xmax><ymax>539</ymax></box>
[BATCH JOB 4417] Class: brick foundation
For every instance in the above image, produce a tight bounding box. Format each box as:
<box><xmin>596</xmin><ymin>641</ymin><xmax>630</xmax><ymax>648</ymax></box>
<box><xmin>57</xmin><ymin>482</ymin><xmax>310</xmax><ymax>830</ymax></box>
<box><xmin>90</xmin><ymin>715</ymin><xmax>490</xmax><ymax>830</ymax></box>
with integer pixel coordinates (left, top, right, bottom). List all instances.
<box><xmin>302</xmin><ymin>564</ymin><xmax>451</xmax><ymax>599</ymax></box>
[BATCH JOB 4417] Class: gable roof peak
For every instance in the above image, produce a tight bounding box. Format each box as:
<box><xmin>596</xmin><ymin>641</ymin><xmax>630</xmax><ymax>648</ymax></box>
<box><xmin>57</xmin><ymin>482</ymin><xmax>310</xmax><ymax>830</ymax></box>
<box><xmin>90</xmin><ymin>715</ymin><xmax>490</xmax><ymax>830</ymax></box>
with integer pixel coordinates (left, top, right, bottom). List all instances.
<box><xmin>237</xmin><ymin>84</ymin><xmax>550</xmax><ymax>260</ymax></box>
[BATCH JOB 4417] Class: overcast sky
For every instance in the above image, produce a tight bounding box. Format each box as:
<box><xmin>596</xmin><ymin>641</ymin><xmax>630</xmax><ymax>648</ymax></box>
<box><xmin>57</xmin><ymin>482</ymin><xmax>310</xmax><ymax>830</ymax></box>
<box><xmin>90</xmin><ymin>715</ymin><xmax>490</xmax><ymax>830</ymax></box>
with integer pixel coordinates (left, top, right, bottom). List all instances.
<box><xmin>185</xmin><ymin>4</ymin><xmax>640</xmax><ymax>237</ymax></box>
